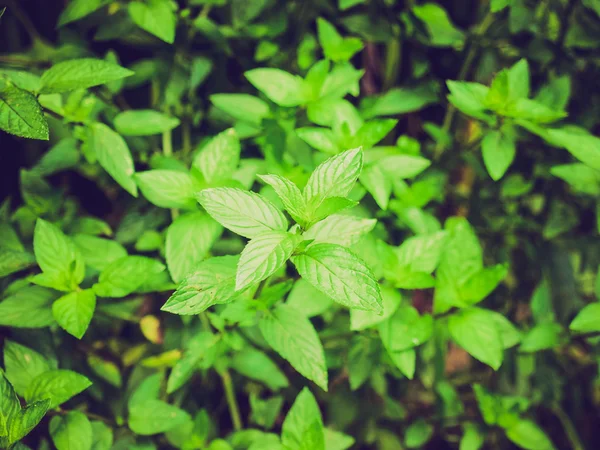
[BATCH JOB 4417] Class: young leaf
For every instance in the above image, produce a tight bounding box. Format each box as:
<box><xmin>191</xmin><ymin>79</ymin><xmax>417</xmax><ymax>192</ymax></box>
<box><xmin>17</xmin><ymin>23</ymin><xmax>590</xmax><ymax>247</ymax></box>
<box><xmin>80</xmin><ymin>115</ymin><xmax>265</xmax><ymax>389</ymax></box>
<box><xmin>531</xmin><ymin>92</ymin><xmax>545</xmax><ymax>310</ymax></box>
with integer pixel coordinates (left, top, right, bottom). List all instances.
<box><xmin>286</xmin><ymin>279</ymin><xmax>335</xmax><ymax>318</ymax></box>
<box><xmin>114</xmin><ymin>110</ymin><xmax>180</xmax><ymax>136</ymax></box>
<box><xmin>446</xmin><ymin>81</ymin><xmax>491</xmax><ymax>121</ymax></box>
<box><xmin>258</xmin><ymin>174</ymin><xmax>307</xmax><ymax>225</ymax></box>
<box><xmin>93</xmin><ymin>256</ymin><xmax>165</xmax><ymax>298</ymax></box>
<box><xmin>350</xmin><ymin>287</ymin><xmax>402</xmax><ymax>331</ymax></box>
<box><xmin>236</xmin><ymin>231</ymin><xmax>301</xmax><ymax>290</ymax></box>
<box><xmin>89</xmin><ymin>123</ymin><xmax>138</xmax><ymax>196</ymax></box>
<box><xmin>128</xmin><ymin>0</ymin><xmax>177</xmax><ymax>44</ymax></box>
<box><xmin>317</xmin><ymin>17</ymin><xmax>363</xmax><ymax>63</ymax></box>
<box><xmin>303</xmin><ymin>214</ymin><xmax>376</xmax><ymax>247</ymax></box>
<box><xmin>129</xmin><ymin>400</ymin><xmax>190</xmax><ymax>435</ymax></box>
<box><xmin>230</xmin><ymin>348</ymin><xmax>289</xmax><ymax>391</ymax></box>
<box><xmin>259</xmin><ymin>304</ymin><xmax>328</xmax><ymax>391</ymax></box>
<box><xmin>135</xmin><ymin>170</ymin><xmax>198</xmax><ymax>209</ymax></box>
<box><xmin>52</xmin><ymin>289</ymin><xmax>97</xmax><ymax>339</ymax></box>
<box><xmin>87</xmin><ymin>355</ymin><xmax>122</xmax><ymax>388</ymax></box>
<box><xmin>481</xmin><ymin>130</ymin><xmax>516</xmax><ymax>181</ymax></box>
<box><xmin>193</xmin><ymin>128</ymin><xmax>240</xmax><ymax>184</ymax></box>
<box><xmin>3</xmin><ymin>341</ymin><xmax>50</xmax><ymax>397</ymax></box>
<box><xmin>72</xmin><ymin>235</ymin><xmax>128</xmax><ymax>272</ymax></box>
<box><xmin>162</xmin><ymin>256</ymin><xmax>239</xmax><ymax>315</ymax></box>
<box><xmin>245</xmin><ymin>68</ymin><xmax>306</xmax><ymax>107</ymax></box>
<box><xmin>210</xmin><ymin>94</ymin><xmax>270</xmax><ymax>125</ymax></box>
<box><xmin>0</xmin><ymin>84</ymin><xmax>49</xmax><ymax>140</ymax></box>
<box><xmin>25</xmin><ymin>370</ymin><xmax>92</xmax><ymax>409</ymax></box>
<box><xmin>39</xmin><ymin>58</ymin><xmax>133</xmax><ymax>94</ymax></box>
<box><xmin>58</xmin><ymin>0</ymin><xmax>111</xmax><ymax>26</ymax></box>
<box><xmin>394</xmin><ymin>231</ymin><xmax>448</xmax><ymax>273</ymax></box>
<box><xmin>281</xmin><ymin>388</ymin><xmax>325</xmax><ymax>450</ymax></box>
<box><xmin>448</xmin><ymin>308</ymin><xmax>504</xmax><ymax>370</ymax></box>
<box><xmin>296</xmin><ymin>127</ymin><xmax>340</xmax><ymax>154</ymax></box>
<box><xmin>303</xmin><ymin>147</ymin><xmax>363</xmax><ymax>216</ymax></box>
<box><xmin>292</xmin><ymin>243</ymin><xmax>383</xmax><ymax>313</ymax></box>
<box><xmin>550</xmin><ymin>163</ymin><xmax>600</xmax><ymax>195</ymax></box>
<box><xmin>198</xmin><ymin>187</ymin><xmax>288</xmax><ymax>238</ymax></box>
<box><xmin>379</xmin><ymin>306</ymin><xmax>433</xmax><ymax>352</ymax></box>
<box><xmin>570</xmin><ymin>303</ymin><xmax>600</xmax><ymax>333</ymax></box>
<box><xmin>166</xmin><ymin>212</ymin><xmax>222</xmax><ymax>283</ymax></box>
<box><xmin>50</xmin><ymin>411</ymin><xmax>93</xmax><ymax>450</ymax></box>
<box><xmin>0</xmin><ymin>286</ymin><xmax>56</xmax><ymax>328</ymax></box>
<box><xmin>505</xmin><ymin>420</ymin><xmax>556</xmax><ymax>450</ymax></box>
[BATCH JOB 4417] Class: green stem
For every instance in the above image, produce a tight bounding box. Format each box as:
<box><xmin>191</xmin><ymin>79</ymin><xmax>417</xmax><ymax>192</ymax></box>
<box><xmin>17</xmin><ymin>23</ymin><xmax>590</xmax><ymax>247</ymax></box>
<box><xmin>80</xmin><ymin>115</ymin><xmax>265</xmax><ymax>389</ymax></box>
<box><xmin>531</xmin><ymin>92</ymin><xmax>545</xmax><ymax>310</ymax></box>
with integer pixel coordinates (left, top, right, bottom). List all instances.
<box><xmin>383</xmin><ymin>37</ymin><xmax>401</xmax><ymax>91</ymax></box>
<box><xmin>182</xmin><ymin>118</ymin><xmax>192</xmax><ymax>158</ymax></box>
<box><xmin>220</xmin><ymin>369</ymin><xmax>242</xmax><ymax>431</ymax></box>
<box><xmin>253</xmin><ymin>278</ymin><xmax>268</xmax><ymax>300</ymax></box>
<box><xmin>552</xmin><ymin>405</ymin><xmax>584</xmax><ymax>450</ymax></box>
<box><xmin>162</xmin><ymin>129</ymin><xmax>179</xmax><ymax>219</ymax></box>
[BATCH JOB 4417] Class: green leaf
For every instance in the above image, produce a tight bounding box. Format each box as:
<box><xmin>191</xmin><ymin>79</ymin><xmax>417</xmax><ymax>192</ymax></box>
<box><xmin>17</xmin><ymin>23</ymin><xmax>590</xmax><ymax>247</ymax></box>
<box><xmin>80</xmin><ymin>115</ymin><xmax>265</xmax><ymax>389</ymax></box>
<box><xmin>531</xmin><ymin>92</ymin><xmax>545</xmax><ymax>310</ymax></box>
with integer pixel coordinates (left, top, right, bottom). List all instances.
<box><xmin>362</xmin><ymin>84</ymin><xmax>438</xmax><ymax>118</ymax></box>
<box><xmin>303</xmin><ymin>214</ymin><xmax>376</xmax><ymax>247</ymax></box>
<box><xmin>31</xmin><ymin>138</ymin><xmax>80</xmax><ymax>176</ymax></box>
<box><xmin>379</xmin><ymin>306</ymin><xmax>433</xmax><ymax>352</ymax></box>
<box><xmin>286</xmin><ymin>279</ymin><xmax>334</xmax><ymax>318</ymax></box>
<box><xmin>230</xmin><ymin>348</ymin><xmax>289</xmax><ymax>390</ymax></box>
<box><xmin>258</xmin><ymin>174</ymin><xmax>307</xmax><ymax>225</ymax></box>
<box><xmin>245</xmin><ymin>68</ymin><xmax>306</xmax><ymax>107</ymax></box>
<box><xmin>347</xmin><ymin>334</ymin><xmax>379</xmax><ymax>390</ymax></box>
<box><xmin>58</xmin><ymin>0</ymin><xmax>111</xmax><ymax>26</ymax></box>
<box><xmin>481</xmin><ymin>130</ymin><xmax>516</xmax><ymax>181</ymax></box>
<box><xmin>236</xmin><ymin>231</ymin><xmax>301</xmax><ymax>290</ymax></box>
<box><xmin>570</xmin><ymin>303</ymin><xmax>600</xmax><ymax>333</ymax></box>
<box><xmin>89</xmin><ymin>123</ymin><xmax>138</xmax><ymax>196</ymax></box>
<box><xmin>446</xmin><ymin>81</ymin><xmax>491</xmax><ymax>121</ymax></box>
<box><xmin>292</xmin><ymin>243</ymin><xmax>383</xmax><ymax>313</ymax></box>
<box><xmin>491</xmin><ymin>0</ymin><xmax>512</xmax><ymax>12</ymax></box>
<box><xmin>33</xmin><ymin>219</ymin><xmax>84</xmax><ymax>291</ymax></box>
<box><xmin>129</xmin><ymin>399</ymin><xmax>190</xmax><ymax>435</ymax></box>
<box><xmin>135</xmin><ymin>170</ymin><xmax>198</xmax><ymax>209</ymax></box>
<box><xmin>296</xmin><ymin>127</ymin><xmax>340</xmax><ymax>154</ymax></box>
<box><xmin>320</xmin><ymin>63</ymin><xmax>363</xmax><ymax>99</ymax></box>
<box><xmin>72</xmin><ymin>235</ymin><xmax>128</xmax><ymax>272</ymax></box>
<box><xmin>550</xmin><ymin>163</ymin><xmax>600</xmax><ymax>195</ymax></box>
<box><xmin>519</xmin><ymin>323</ymin><xmax>564</xmax><ymax>352</ymax></box>
<box><xmin>210</xmin><ymin>94</ymin><xmax>270</xmax><ymax>125</ymax></box>
<box><xmin>0</xmin><ymin>83</ymin><xmax>48</xmax><ymax>140</ymax></box>
<box><xmin>350</xmin><ymin>287</ymin><xmax>402</xmax><ymax>331</ymax></box>
<box><xmin>90</xmin><ymin>421</ymin><xmax>113</xmax><ymax>450</ymax></box>
<box><xmin>167</xmin><ymin>332</ymin><xmax>221</xmax><ymax>393</ymax></box>
<box><xmin>412</xmin><ymin>3</ymin><xmax>465</xmax><ymax>47</ymax></box>
<box><xmin>460</xmin><ymin>423</ymin><xmax>484</xmax><ymax>450</ymax></box>
<box><xmin>377</xmin><ymin>154</ymin><xmax>431</xmax><ymax>179</ymax></box>
<box><xmin>360</xmin><ymin>163</ymin><xmax>392</xmax><ymax>209</ymax></box>
<box><xmin>448</xmin><ymin>308</ymin><xmax>504</xmax><ymax>370</ymax></box>
<box><xmin>1</xmin><ymin>373</ymin><xmax>20</xmax><ymax>439</ymax></box>
<box><xmin>114</xmin><ymin>110</ymin><xmax>180</xmax><ymax>136</ymax></box>
<box><xmin>25</xmin><ymin>370</ymin><xmax>92</xmax><ymax>409</ymax></box>
<box><xmin>458</xmin><ymin>264</ymin><xmax>509</xmax><ymax>305</ymax></box>
<box><xmin>52</xmin><ymin>289</ymin><xmax>96</xmax><ymax>339</ymax></box>
<box><xmin>352</xmin><ymin>119</ymin><xmax>397</xmax><ymax>149</ymax></box>
<box><xmin>0</xmin><ymin>286</ymin><xmax>56</xmax><ymax>328</ymax></box>
<box><xmin>193</xmin><ymin>128</ymin><xmax>240</xmax><ymax>184</ymax></box>
<box><xmin>405</xmin><ymin>419</ymin><xmax>434</xmax><ymax>448</ymax></box>
<box><xmin>50</xmin><ymin>411</ymin><xmax>93</xmax><ymax>450</ymax></box>
<box><xmin>128</xmin><ymin>0</ymin><xmax>177</xmax><ymax>44</ymax></box>
<box><xmin>395</xmin><ymin>231</ymin><xmax>447</xmax><ymax>273</ymax></box>
<box><xmin>198</xmin><ymin>187</ymin><xmax>288</xmax><ymax>239</ymax></box>
<box><xmin>3</xmin><ymin>341</ymin><xmax>50</xmax><ymax>397</ymax></box>
<box><xmin>317</xmin><ymin>18</ymin><xmax>363</xmax><ymax>63</ymax></box>
<box><xmin>162</xmin><ymin>255</ymin><xmax>239</xmax><ymax>315</ymax></box>
<box><xmin>40</xmin><ymin>58</ymin><xmax>133</xmax><ymax>94</ymax></box>
<box><xmin>505</xmin><ymin>420</ymin><xmax>555</xmax><ymax>450</ymax></box>
<box><xmin>0</xmin><ymin>248</ymin><xmax>36</xmax><ymax>278</ymax></box>
<box><xmin>231</xmin><ymin>0</ymin><xmax>269</xmax><ymax>27</ymax></box>
<box><xmin>93</xmin><ymin>256</ymin><xmax>165</xmax><ymax>298</ymax></box>
<box><xmin>166</xmin><ymin>212</ymin><xmax>221</xmax><ymax>283</ymax></box>
<box><xmin>303</xmin><ymin>148</ymin><xmax>363</xmax><ymax>218</ymax></box>
<box><xmin>87</xmin><ymin>355</ymin><xmax>122</xmax><ymax>388</ymax></box>
<box><xmin>281</xmin><ymin>388</ymin><xmax>325</xmax><ymax>450</ymax></box>
<box><xmin>259</xmin><ymin>304</ymin><xmax>328</xmax><ymax>391</ymax></box>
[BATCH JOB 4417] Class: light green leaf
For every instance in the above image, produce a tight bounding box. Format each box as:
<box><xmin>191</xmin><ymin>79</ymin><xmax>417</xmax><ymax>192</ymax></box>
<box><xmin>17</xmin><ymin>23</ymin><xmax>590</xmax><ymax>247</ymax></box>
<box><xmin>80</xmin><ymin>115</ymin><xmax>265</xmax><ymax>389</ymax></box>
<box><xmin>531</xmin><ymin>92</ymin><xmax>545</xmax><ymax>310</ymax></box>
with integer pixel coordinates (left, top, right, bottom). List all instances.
<box><xmin>405</xmin><ymin>419</ymin><xmax>434</xmax><ymax>448</ymax></box>
<box><xmin>236</xmin><ymin>231</ymin><xmax>301</xmax><ymax>290</ymax></box>
<box><xmin>0</xmin><ymin>248</ymin><xmax>36</xmax><ymax>278</ymax></box>
<box><xmin>167</xmin><ymin>332</ymin><xmax>220</xmax><ymax>393</ymax></box>
<box><xmin>50</xmin><ymin>411</ymin><xmax>93</xmax><ymax>450</ymax></box>
<box><xmin>360</xmin><ymin>163</ymin><xmax>392</xmax><ymax>209</ymax></box>
<box><xmin>0</xmin><ymin>286</ymin><xmax>55</xmax><ymax>328</ymax></box>
<box><xmin>481</xmin><ymin>130</ymin><xmax>516</xmax><ymax>181</ymax></box>
<box><xmin>544</xmin><ymin>126</ymin><xmax>600</xmax><ymax>171</ymax></box>
<box><xmin>114</xmin><ymin>110</ymin><xmax>180</xmax><ymax>136</ymax></box>
<box><xmin>458</xmin><ymin>264</ymin><xmax>508</xmax><ymax>305</ymax></box>
<box><xmin>193</xmin><ymin>128</ymin><xmax>240</xmax><ymax>184</ymax></box>
<box><xmin>446</xmin><ymin>81</ymin><xmax>491</xmax><ymax>121</ymax></box>
<box><xmin>72</xmin><ymin>235</ymin><xmax>128</xmax><ymax>272</ymax></box>
<box><xmin>281</xmin><ymin>388</ymin><xmax>325</xmax><ymax>450</ymax></box>
<box><xmin>292</xmin><ymin>243</ymin><xmax>382</xmax><ymax>313</ymax></box>
<box><xmin>135</xmin><ymin>170</ymin><xmax>198</xmax><ymax>209</ymax></box>
<box><xmin>324</xmin><ymin>428</ymin><xmax>355</xmax><ymax>450</ymax></box>
<box><xmin>519</xmin><ymin>323</ymin><xmax>564</xmax><ymax>352</ymax></box>
<box><xmin>52</xmin><ymin>289</ymin><xmax>96</xmax><ymax>339</ymax></box>
<box><xmin>491</xmin><ymin>0</ymin><xmax>512</xmax><ymax>12</ymax></box>
<box><xmin>550</xmin><ymin>163</ymin><xmax>600</xmax><ymax>195</ymax></box>
<box><xmin>379</xmin><ymin>306</ymin><xmax>433</xmax><ymax>352</ymax></box>
<box><xmin>128</xmin><ymin>0</ymin><xmax>177</xmax><ymax>44</ymax></box>
<box><xmin>448</xmin><ymin>308</ymin><xmax>504</xmax><ymax>370</ymax></box>
<box><xmin>395</xmin><ymin>231</ymin><xmax>448</xmax><ymax>273</ymax></box>
<box><xmin>303</xmin><ymin>148</ymin><xmax>363</xmax><ymax>218</ymax></box>
<box><xmin>378</xmin><ymin>154</ymin><xmax>431</xmax><ymax>179</ymax></box>
<box><xmin>87</xmin><ymin>355</ymin><xmax>122</xmax><ymax>388</ymax></box>
<box><xmin>259</xmin><ymin>304</ymin><xmax>328</xmax><ymax>391</ymax></box>
<box><xmin>362</xmin><ymin>84</ymin><xmax>438</xmax><ymax>118</ymax></box>
<box><xmin>25</xmin><ymin>370</ymin><xmax>92</xmax><ymax>409</ymax></box>
<box><xmin>40</xmin><ymin>58</ymin><xmax>133</xmax><ymax>94</ymax></box>
<box><xmin>245</xmin><ymin>68</ymin><xmax>306</xmax><ymax>107</ymax></box>
<box><xmin>231</xmin><ymin>348</ymin><xmax>289</xmax><ymax>390</ymax></box>
<box><xmin>350</xmin><ymin>287</ymin><xmax>402</xmax><ymax>331</ymax></box>
<box><xmin>570</xmin><ymin>303</ymin><xmax>600</xmax><ymax>333</ymax></box>
<box><xmin>1</xmin><ymin>373</ymin><xmax>20</xmax><ymax>439</ymax></box>
<box><xmin>162</xmin><ymin>255</ymin><xmax>239</xmax><ymax>315</ymax></box>
<box><xmin>31</xmin><ymin>138</ymin><xmax>80</xmax><ymax>176</ymax></box>
<box><xmin>303</xmin><ymin>214</ymin><xmax>376</xmax><ymax>247</ymax></box>
<box><xmin>317</xmin><ymin>18</ymin><xmax>363</xmax><ymax>63</ymax></box>
<box><xmin>258</xmin><ymin>174</ymin><xmax>307</xmax><ymax>225</ymax></box>
<box><xmin>503</xmin><ymin>98</ymin><xmax>566</xmax><ymax>123</ymax></box>
<box><xmin>210</xmin><ymin>94</ymin><xmax>270</xmax><ymax>125</ymax></box>
<box><xmin>58</xmin><ymin>0</ymin><xmax>111</xmax><ymax>26</ymax></box>
<box><xmin>460</xmin><ymin>423</ymin><xmax>484</xmax><ymax>450</ymax></box>
<box><xmin>3</xmin><ymin>341</ymin><xmax>50</xmax><ymax>397</ymax></box>
<box><xmin>129</xmin><ymin>400</ymin><xmax>190</xmax><ymax>435</ymax></box>
<box><xmin>352</xmin><ymin>119</ymin><xmax>397</xmax><ymax>149</ymax></box>
<box><xmin>89</xmin><ymin>123</ymin><xmax>138</xmax><ymax>196</ymax></box>
<box><xmin>33</xmin><ymin>219</ymin><xmax>84</xmax><ymax>291</ymax></box>
<box><xmin>0</xmin><ymin>83</ymin><xmax>48</xmax><ymax>140</ymax></box>
<box><xmin>286</xmin><ymin>279</ymin><xmax>334</xmax><ymax>318</ymax></box>
<box><xmin>90</xmin><ymin>421</ymin><xmax>113</xmax><ymax>450</ymax></box>
<box><xmin>412</xmin><ymin>3</ymin><xmax>465</xmax><ymax>47</ymax></box>
<box><xmin>505</xmin><ymin>420</ymin><xmax>555</xmax><ymax>450</ymax></box>
<box><xmin>320</xmin><ymin>63</ymin><xmax>363</xmax><ymax>99</ymax></box>
<box><xmin>296</xmin><ymin>127</ymin><xmax>340</xmax><ymax>154</ymax></box>
<box><xmin>166</xmin><ymin>212</ymin><xmax>222</xmax><ymax>283</ymax></box>
<box><xmin>198</xmin><ymin>187</ymin><xmax>288</xmax><ymax>239</ymax></box>
<box><xmin>93</xmin><ymin>256</ymin><xmax>165</xmax><ymax>298</ymax></box>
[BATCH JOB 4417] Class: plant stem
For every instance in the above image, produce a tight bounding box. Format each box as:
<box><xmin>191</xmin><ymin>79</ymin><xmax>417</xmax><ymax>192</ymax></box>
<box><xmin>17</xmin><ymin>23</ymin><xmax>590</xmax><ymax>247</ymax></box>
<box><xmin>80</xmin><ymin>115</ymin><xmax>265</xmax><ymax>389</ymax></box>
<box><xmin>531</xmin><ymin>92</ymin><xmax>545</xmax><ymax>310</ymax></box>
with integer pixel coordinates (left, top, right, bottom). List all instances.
<box><xmin>253</xmin><ymin>278</ymin><xmax>268</xmax><ymax>300</ymax></box>
<box><xmin>162</xmin><ymin>129</ymin><xmax>179</xmax><ymax>219</ymax></box>
<box><xmin>220</xmin><ymin>369</ymin><xmax>242</xmax><ymax>431</ymax></box>
<box><xmin>182</xmin><ymin>118</ymin><xmax>192</xmax><ymax>158</ymax></box>
<box><xmin>552</xmin><ymin>405</ymin><xmax>584</xmax><ymax>450</ymax></box>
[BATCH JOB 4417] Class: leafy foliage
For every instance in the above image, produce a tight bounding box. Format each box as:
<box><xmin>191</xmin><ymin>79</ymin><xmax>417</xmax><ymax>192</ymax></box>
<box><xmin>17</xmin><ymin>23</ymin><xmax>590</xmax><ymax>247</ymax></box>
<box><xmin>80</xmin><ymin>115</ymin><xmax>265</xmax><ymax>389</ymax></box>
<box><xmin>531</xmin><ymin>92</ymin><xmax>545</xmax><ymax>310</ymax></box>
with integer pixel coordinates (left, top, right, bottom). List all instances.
<box><xmin>1</xmin><ymin>0</ymin><xmax>599</xmax><ymax>449</ymax></box>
